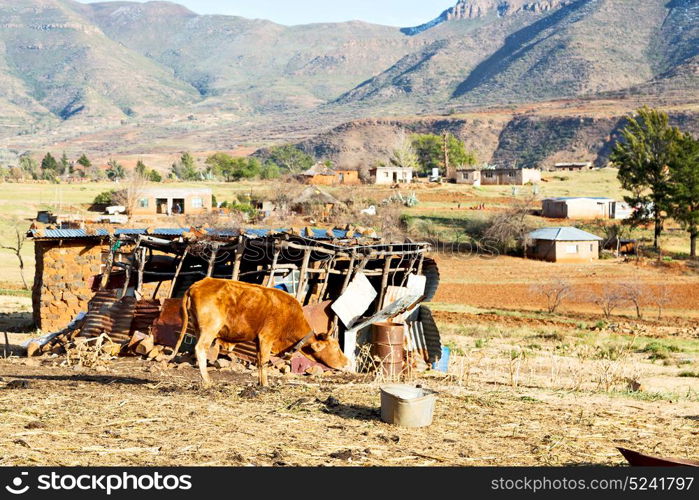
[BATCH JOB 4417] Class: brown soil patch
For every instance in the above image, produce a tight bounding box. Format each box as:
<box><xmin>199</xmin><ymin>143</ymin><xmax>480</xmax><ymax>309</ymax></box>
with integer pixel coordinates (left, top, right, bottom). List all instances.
<box><xmin>0</xmin><ymin>358</ymin><xmax>696</xmax><ymax>466</ymax></box>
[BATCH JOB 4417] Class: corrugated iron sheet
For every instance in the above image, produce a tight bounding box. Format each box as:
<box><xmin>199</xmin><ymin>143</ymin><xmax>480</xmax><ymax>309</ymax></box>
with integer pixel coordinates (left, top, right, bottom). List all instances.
<box><xmin>29</xmin><ymin>227</ymin><xmax>368</xmax><ymax>241</ymax></box>
<box><xmin>130</xmin><ymin>299</ymin><xmax>162</xmax><ymax>335</ymax></box>
<box><xmin>79</xmin><ymin>292</ymin><xmax>136</xmax><ymax>343</ymax></box>
<box><xmin>418</xmin><ymin>305</ymin><xmax>442</xmax><ymax>364</ymax></box>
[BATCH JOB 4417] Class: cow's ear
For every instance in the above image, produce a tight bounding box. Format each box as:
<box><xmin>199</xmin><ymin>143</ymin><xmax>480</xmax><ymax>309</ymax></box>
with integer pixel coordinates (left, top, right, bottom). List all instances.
<box><xmin>316</xmin><ymin>331</ymin><xmax>329</xmax><ymax>340</ymax></box>
<box><xmin>310</xmin><ymin>341</ymin><xmax>327</xmax><ymax>353</ymax></box>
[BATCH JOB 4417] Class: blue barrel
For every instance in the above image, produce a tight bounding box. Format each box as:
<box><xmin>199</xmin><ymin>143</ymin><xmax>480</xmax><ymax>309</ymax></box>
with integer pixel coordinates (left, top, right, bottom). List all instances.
<box><xmin>431</xmin><ymin>346</ymin><xmax>450</xmax><ymax>373</ymax></box>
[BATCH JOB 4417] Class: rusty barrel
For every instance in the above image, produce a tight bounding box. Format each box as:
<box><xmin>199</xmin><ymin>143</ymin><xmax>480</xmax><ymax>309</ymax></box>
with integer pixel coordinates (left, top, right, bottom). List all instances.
<box><xmin>371</xmin><ymin>322</ymin><xmax>405</xmax><ymax>378</ymax></box>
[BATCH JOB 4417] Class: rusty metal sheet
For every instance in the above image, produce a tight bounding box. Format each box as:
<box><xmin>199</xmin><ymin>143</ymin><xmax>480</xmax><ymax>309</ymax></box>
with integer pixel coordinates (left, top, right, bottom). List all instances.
<box><xmin>418</xmin><ymin>305</ymin><xmax>442</xmax><ymax>364</ymax></box>
<box><xmin>302</xmin><ymin>300</ymin><xmax>333</xmax><ymax>335</ymax></box>
<box><xmin>130</xmin><ymin>299</ymin><xmax>161</xmax><ymax>335</ymax></box>
<box><xmin>152</xmin><ymin>299</ymin><xmax>183</xmax><ymax>348</ymax></box>
<box><xmin>79</xmin><ymin>293</ymin><xmax>136</xmax><ymax>343</ymax></box>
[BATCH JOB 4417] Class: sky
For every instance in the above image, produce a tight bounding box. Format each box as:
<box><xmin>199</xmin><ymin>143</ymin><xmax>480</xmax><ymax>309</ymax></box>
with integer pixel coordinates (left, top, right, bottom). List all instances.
<box><xmin>79</xmin><ymin>0</ymin><xmax>456</xmax><ymax>27</ymax></box>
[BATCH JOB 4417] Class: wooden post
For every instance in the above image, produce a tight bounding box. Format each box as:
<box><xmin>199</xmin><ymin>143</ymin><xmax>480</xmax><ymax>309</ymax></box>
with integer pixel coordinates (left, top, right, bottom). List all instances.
<box><xmin>295</xmin><ymin>248</ymin><xmax>312</xmax><ymax>302</ymax></box>
<box><xmin>376</xmin><ymin>251</ymin><xmax>394</xmax><ymax>313</ymax></box>
<box><xmin>417</xmin><ymin>252</ymin><xmax>425</xmax><ymax>275</ymax></box>
<box><xmin>99</xmin><ymin>238</ymin><xmax>116</xmax><ymax>290</ymax></box>
<box><xmin>317</xmin><ymin>257</ymin><xmax>335</xmax><ymax>301</ymax></box>
<box><xmin>266</xmin><ymin>246</ymin><xmax>281</xmax><ymax>287</ymax></box>
<box><xmin>136</xmin><ymin>246</ymin><xmax>146</xmax><ymax>295</ymax></box>
<box><xmin>231</xmin><ymin>236</ymin><xmax>244</xmax><ymax>281</ymax></box>
<box><xmin>339</xmin><ymin>253</ymin><xmax>356</xmax><ymax>295</ymax></box>
<box><xmin>206</xmin><ymin>243</ymin><xmax>219</xmax><ymax>277</ymax></box>
<box><xmin>120</xmin><ymin>261</ymin><xmax>132</xmax><ymax>298</ymax></box>
<box><xmin>167</xmin><ymin>246</ymin><xmax>189</xmax><ymax>299</ymax></box>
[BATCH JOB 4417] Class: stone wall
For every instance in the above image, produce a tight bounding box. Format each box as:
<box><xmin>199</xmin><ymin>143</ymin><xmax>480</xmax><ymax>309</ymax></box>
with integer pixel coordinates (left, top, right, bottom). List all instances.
<box><xmin>32</xmin><ymin>239</ymin><xmax>175</xmax><ymax>333</ymax></box>
<box><xmin>33</xmin><ymin>239</ymin><xmax>108</xmax><ymax>332</ymax></box>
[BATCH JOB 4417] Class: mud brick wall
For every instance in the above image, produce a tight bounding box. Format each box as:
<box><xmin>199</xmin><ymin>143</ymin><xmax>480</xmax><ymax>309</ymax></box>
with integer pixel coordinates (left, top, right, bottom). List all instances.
<box><xmin>32</xmin><ymin>240</ymin><xmax>108</xmax><ymax>332</ymax></box>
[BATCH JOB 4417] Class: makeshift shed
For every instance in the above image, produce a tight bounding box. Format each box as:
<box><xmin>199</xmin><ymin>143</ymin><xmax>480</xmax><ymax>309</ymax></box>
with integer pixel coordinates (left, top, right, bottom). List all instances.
<box><xmin>28</xmin><ymin>226</ymin><xmax>441</xmax><ymax>372</ymax></box>
<box><xmin>526</xmin><ymin>227</ymin><xmax>602</xmax><ymax>263</ymax></box>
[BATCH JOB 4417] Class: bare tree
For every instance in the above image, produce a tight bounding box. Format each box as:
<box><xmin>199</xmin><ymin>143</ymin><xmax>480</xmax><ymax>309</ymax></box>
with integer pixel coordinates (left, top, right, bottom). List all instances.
<box><xmin>112</xmin><ymin>169</ymin><xmax>148</xmax><ymax>218</ymax></box>
<box><xmin>620</xmin><ymin>281</ymin><xmax>648</xmax><ymax>319</ymax></box>
<box><xmin>483</xmin><ymin>194</ymin><xmax>537</xmax><ymax>256</ymax></box>
<box><xmin>532</xmin><ymin>279</ymin><xmax>572</xmax><ymax>314</ymax></box>
<box><xmin>591</xmin><ymin>286</ymin><xmax>626</xmax><ymax>319</ymax></box>
<box><xmin>0</xmin><ymin>226</ymin><xmax>29</xmax><ymax>290</ymax></box>
<box><xmin>389</xmin><ymin>131</ymin><xmax>419</xmax><ymax>171</ymax></box>
<box><xmin>650</xmin><ymin>284</ymin><xmax>672</xmax><ymax>320</ymax></box>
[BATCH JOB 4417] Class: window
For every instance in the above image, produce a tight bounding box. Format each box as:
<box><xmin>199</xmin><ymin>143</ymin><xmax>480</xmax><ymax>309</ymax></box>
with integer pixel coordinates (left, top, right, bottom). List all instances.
<box><xmin>590</xmin><ymin>244</ymin><xmax>594</xmax><ymax>252</ymax></box>
<box><xmin>138</xmin><ymin>198</ymin><xmax>149</xmax><ymax>208</ymax></box>
<box><xmin>508</xmin><ymin>171</ymin><xmax>515</xmax><ymax>178</ymax></box>
<box><xmin>485</xmin><ymin>172</ymin><xmax>494</xmax><ymax>178</ymax></box>
<box><xmin>566</xmin><ymin>245</ymin><xmax>578</xmax><ymax>254</ymax></box>
<box><xmin>191</xmin><ymin>197</ymin><xmax>203</xmax><ymax>209</ymax></box>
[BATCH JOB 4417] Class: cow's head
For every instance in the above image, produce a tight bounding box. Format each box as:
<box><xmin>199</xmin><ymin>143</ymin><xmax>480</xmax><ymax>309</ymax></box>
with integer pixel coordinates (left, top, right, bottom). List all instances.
<box><xmin>303</xmin><ymin>333</ymin><xmax>349</xmax><ymax>370</ymax></box>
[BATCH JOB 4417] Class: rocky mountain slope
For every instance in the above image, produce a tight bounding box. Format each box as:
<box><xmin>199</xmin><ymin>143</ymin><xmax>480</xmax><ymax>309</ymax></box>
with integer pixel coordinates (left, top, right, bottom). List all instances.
<box><xmin>0</xmin><ymin>0</ymin><xmax>697</xmax><ymax>159</ymax></box>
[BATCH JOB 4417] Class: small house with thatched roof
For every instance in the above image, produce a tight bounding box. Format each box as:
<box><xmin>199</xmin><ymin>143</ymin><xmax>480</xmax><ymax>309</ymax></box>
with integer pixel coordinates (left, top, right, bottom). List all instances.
<box><xmin>298</xmin><ymin>163</ymin><xmax>360</xmax><ymax>186</ymax></box>
<box><xmin>291</xmin><ymin>187</ymin><xmax>344</xmax><ymax>217</ymax></box>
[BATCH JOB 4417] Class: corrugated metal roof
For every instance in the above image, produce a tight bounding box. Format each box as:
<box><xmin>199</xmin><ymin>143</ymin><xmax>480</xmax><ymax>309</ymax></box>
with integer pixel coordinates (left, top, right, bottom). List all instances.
<box><xmin>528</xmin><ymin>227</ymin><xmax>603</xmax><ymax>241</ymax></box>
<box><xmin>546</xmin><ymin>197</ymin><xmax>615</xmax><ymax>202</ymax></box>
<box><xmin>29</xmin><ymin>227</ymin><xmax>367</xmax><ymax>241</ymax></box>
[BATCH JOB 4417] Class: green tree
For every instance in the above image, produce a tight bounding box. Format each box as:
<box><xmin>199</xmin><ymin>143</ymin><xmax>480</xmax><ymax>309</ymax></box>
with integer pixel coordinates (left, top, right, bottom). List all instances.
<box><xmin>266</xmin><ymin>145</ymin><xmax>314</xmax><ymax>174</ymax></box>
<box><xmin>41</xmin><ymin>152</ymin><xmax>59</xmax><ymax>173</ymax></box>
<box><xmin>135</xmin><ymin>160</ymin><xmax>148</xmax><ymax>177</ymax></box>
<box><xmin>148</xmin><ymin>169</ymin><xmax>162</xmax><ymax>182</ymax></box>
<box><xmin>260</xmin><ymin>161</ymin><xmax>281</xmax><ymax>180</ymax></box>
<box><xmin>610</xmin><ymin>107</ymin><xmax>682</xmax><ymax>250</ymax></box>
<box><xmin>667</xmin><ymin>133</ymin><xmax>699</xmax><ymax>258</ymax></box>
<box><xmin>205</xmin><ymin>153</ymin><xmax>234</xmax><ymax>181</ymax></box>
<box><xmin>171</xmin><ymin>152</ymin><xmax>199</xmax><ymax>180</ymax></box>
<box><xmin>411</xmin><ymin>134</ymin><xmax>443</xmax><ymax>173</ymax></box>
<box><xmin>106</xmin><ymin>159</ymin><xmax>126</xmax><ymax>182</ymax></box>
<box><xmin>19</xmin><ymin>155</ymin><xmax>39</xmax><ymax>179</ymax></box>
<box><xmin>77</xmin><ymin>154</ymin><xmax>91</xmax><ymax>169</ymax></box>
<box><xmin>447</xmin><ymin>134</ymin><xmax>477</xmax><ymax>168</ymax></box>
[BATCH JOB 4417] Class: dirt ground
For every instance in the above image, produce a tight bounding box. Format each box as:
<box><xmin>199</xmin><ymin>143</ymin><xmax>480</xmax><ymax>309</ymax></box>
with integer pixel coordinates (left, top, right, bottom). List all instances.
<box><xmin>0</xmin><ymin>355</ymin><xmax>696</xmax><ymax>467</ymax></box>
<box><xmin>1</xmin><ymin>176</ymin><xmax>698</xmax><ymax>466</ymax></box>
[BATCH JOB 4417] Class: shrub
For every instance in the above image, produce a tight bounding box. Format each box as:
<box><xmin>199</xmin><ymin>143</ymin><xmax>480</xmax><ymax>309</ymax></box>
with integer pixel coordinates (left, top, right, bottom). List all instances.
<box><xmin>93</xmin><ymin>190</ymin><xmax>115</xmax><ymax>205</ymax></box>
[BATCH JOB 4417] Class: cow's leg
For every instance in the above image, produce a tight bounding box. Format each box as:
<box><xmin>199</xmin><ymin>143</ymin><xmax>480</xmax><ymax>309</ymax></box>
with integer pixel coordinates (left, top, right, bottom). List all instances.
<box><xmin>256</xmin><ymin>336</ymin><xmax>273</xmax><ymax>387</ymax></box>
<box><xmin>195</xmin><ymin>335</ymin><xmax>214</xmax><ymax>387</ymax></box>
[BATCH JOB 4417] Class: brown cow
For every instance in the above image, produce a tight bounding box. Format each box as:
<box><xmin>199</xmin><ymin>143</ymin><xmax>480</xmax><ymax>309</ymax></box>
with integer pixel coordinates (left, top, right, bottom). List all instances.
<box><xmin>172</xmin><ymin>278</ymin><xmax>348</xmax><ymax>386</ymax></box>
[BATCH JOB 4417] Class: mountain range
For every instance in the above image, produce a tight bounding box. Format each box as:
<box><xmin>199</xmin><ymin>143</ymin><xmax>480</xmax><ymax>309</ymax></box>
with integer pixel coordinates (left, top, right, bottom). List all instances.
<box><xmin>0</xmin><ymin>0</ymin><xmax>697</xmax><ymax>166</ymax></box>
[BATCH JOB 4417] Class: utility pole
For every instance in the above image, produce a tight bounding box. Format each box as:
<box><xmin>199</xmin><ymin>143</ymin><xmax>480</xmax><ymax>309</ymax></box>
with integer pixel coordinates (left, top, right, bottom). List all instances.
<box><xmin>443</xmin><ymin>131</ymin><xmax>453</xmax><ymax>181</ymax></box>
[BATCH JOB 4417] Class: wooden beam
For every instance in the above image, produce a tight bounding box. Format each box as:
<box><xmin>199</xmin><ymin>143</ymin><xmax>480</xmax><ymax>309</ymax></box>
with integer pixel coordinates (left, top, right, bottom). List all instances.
<box><xmin>295</xmin><ymin>248</ymin><xmax>312</xmax><ymax>302</ymax></box>
<box><xmin>376</xmin><ymin>248</ymin><xmax>394</xmax><ymax>313</ymax></box>
<box><xmin>167</xmin><ymin>246</ymin><xmax>189</xmax><ymax>299</ymax></box>
<box><xmin>266</xmin><ymin>246</ymin><xmax>281</xmax><ymax>287</ymax></box>
<box><xmin>231</xmin><ymin>236</ymin><xmax>244</xmax><ymax>281</ymax></box>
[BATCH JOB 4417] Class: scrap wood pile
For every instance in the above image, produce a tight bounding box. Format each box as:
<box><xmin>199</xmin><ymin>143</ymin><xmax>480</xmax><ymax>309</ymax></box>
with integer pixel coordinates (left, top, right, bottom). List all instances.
<box><xmin>25</xmin><ymin>225</ymin><xmax>441</xmax><ymax>375</ymax></box>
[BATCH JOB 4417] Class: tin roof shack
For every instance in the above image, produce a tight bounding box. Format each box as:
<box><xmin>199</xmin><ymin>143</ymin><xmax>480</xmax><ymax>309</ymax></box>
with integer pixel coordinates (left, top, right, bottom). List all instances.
<box><xmin>526</xmin><ymin>227</ymin><xmax>603</xmax><ymax>263</ymax></box>
<box><xmin>542</xmin><ymin>197</ymin><xmax>630</xmax><ymax>220</ymax></box>
<box><xmin>299</xmin><ymin>164</ymin><xmax>360</xmax><ymax>186</ymax></box>
<box><xmin>370</xmin><ymin>167</ymin><xmax>413</xmax><ymax>185</ymax></box>
<box><xmin>456</xmin><ymin>168</ymin><xmax>541</xmax><ymax>186</ymax></box>
<box><xmin>128</xmin><ymin>187</ymin><xmax>212</xmax><ymax>216</ymax></box>
<box><xmin>28</xmin><ymin>227</ymin><xmax>441</xmax><ymax>372</ymax></box>
<box><xmin>553</xmin><ymin>162</ymin><xmax>593</xmax><ymax>171</ymax></box>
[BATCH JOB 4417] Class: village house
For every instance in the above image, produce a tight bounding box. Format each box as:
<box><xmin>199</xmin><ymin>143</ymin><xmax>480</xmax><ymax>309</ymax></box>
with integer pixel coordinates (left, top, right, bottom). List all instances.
<box><xmin>370</xmin><ymin>166</ymin><xmax>413</xmax><ymax>185</ymax></box>
<box><xmin>299</xmin><ymin>163</ymin><xmax>360</xmax><ymax>186</ymax></box>
<box><xmin>542</xmin><ymin>197</ymin><xmax>632</xmax><ymax>220</ymax></box>
<box><xmin>526</xmin><ymin>227</ymin><xmax>603</xmax><ymax>263</ymax></box>
<box><xmin>455</xmin><ymin>168</ymin><xmax>541</xmax><ymax>186</ymax></box>
<box><xmin>553</xmin><ymin>162</ymin><xmax>593</xmax><ymax>171</ymax></box>
<box><xmin>130</xmin><ymin>187</ymin><xmax>213</xmax><ymax>216</ymax></box>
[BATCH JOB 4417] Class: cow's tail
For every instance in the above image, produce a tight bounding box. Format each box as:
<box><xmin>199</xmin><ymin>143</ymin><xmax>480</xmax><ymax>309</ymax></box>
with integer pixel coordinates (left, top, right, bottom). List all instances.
<box><xmin>169</xmin><ymin>290</ymin><xmax>192</xmax><ymax>362</ymax></box>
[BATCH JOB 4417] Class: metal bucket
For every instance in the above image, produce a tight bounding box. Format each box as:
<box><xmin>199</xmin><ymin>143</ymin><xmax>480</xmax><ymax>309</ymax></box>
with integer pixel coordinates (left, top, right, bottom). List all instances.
<box><xmin>371</xmin><ymin>322</ymin><xmax>405</xmax><ymax>379</ymax></box>
<box><xmin>380</xmin><ymin>384</ymin><xmax>438</xmax><ymax>428</ymax></box>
